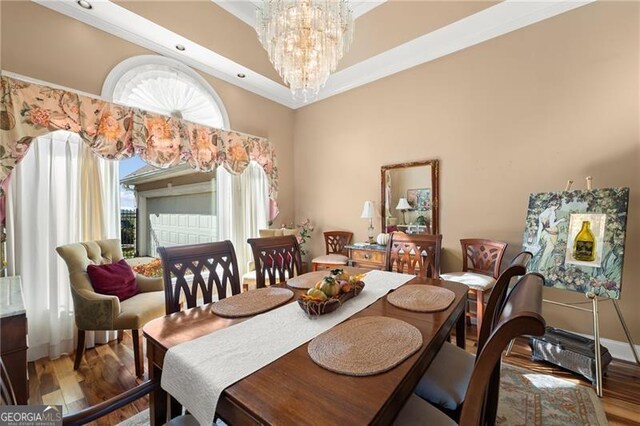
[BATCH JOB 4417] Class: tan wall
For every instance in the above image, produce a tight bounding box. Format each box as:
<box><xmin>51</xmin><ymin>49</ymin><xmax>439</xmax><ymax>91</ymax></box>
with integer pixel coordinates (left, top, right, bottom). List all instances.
<box><xmin>294</xmin><ymin>2</ymin><xmax>640</xmax><ymax>343</ymax></box>
<box><xmin>0</xmin><ymin>1</ymin><xmax>296</xmax><ymax>226</ymax></box>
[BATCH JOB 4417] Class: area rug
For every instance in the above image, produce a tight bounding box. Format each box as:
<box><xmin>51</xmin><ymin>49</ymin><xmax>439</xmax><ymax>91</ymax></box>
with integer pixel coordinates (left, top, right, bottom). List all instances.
<box><xmin>118</xmin><ymin>363</ymin><xmax>607</xmax><ymax>425</ymax></box>
<box><xmin>497</xmin><ymin>363</ymin><xmax>608</xmax><ymax>425</ymax></box>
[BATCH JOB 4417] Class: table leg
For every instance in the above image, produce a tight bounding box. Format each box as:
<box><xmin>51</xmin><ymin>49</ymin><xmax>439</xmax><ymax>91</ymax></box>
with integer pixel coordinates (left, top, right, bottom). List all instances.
<box><xmin>456</xmin><ymin>303</ymin><xmax>466</xmax><ymax>349</ymax></box>
<box><xmin>147</xmin><ymin>343</ymin><xmax>167</xmax><ymax>426</ymax></box>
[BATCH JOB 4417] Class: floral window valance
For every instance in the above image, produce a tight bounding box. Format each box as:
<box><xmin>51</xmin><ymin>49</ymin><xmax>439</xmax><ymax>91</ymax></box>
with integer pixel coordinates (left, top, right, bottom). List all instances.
<box><xmin>0</xmin><ymin>75</ymin><xmax>279</xmax><ymax>221</ymax></box>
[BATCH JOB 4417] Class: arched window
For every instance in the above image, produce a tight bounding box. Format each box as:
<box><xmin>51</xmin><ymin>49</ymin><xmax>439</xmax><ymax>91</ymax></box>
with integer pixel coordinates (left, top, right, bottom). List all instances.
<box><xmin>102</xmin><ymin>55</ymin><xmax>229</xmax><ymax>129</ymax></box>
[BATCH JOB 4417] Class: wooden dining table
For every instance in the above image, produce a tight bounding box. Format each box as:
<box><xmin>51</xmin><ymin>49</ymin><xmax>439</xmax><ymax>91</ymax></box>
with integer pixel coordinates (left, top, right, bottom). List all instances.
<box><xmin>143</xmin><ymin>274</ymin><xmax>468</xmax><ymax>425</ymax></box>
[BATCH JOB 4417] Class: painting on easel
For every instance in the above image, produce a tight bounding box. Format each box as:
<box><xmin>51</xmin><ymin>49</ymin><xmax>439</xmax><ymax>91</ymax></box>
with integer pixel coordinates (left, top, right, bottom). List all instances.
<box><xmin>522</xmin><ymin>187</ymin><xmax>629</xmax><ymax>299</ymax></box>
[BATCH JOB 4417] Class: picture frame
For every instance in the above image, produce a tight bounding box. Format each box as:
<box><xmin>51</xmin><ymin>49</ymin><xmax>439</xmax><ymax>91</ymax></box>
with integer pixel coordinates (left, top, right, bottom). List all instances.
<box><xmin>522</xmin><ymin>187</ymin><xmax>629</xmax><ymax>299</ymax></box>
<box><xmin>406</xmin><ymin>188</ymin><xmax>431</xmax><ymax>211</ymax></box>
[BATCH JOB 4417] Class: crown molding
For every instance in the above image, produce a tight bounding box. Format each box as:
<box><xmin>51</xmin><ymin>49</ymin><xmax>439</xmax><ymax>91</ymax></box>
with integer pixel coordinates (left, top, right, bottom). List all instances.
<box><xmin>32</xmin><ymin>0</ymin><xmax>595</xmax><ymax>110</ymax></box>
<box><xmin>315</xmin><ymin>0</ymin><xmax>596</xmax><ymax>105</ymax></box>
<box><xmin>33</xmin><ymin>0</ymin><xmax>298</xmax><ymax>108</ymax></box>
<box><xmin>212</xmin><ymin>0</ymin><xmax>260</xmax><ymax>27</ymax></box>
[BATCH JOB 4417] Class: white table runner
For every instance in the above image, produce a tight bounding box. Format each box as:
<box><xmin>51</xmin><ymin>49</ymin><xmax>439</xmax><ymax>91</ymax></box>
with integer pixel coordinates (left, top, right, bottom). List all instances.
<box><xmin>161</xmin><ymin>270</ymin><xmax>414</xmax><ymax>425</ymax></box>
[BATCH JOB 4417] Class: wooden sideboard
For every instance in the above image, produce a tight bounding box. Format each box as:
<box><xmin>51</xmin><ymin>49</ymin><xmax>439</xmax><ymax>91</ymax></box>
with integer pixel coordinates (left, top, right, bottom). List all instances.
<box><xmin>346</xmin><ymin>244</ymin><xmax>387</xmax><ymax>270</ymax></box>
<box><xmin>0</xmin><ymin>276</ymin><xmax>28</xmax><ymax>404</ymax></box>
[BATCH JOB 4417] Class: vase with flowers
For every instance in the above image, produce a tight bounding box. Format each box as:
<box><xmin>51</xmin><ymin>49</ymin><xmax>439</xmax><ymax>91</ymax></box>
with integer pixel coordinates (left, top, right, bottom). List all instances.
<box><xmin>282</xmin><ymin>218</ymin><xmax>314</xmax><ymax>259</ymax></box>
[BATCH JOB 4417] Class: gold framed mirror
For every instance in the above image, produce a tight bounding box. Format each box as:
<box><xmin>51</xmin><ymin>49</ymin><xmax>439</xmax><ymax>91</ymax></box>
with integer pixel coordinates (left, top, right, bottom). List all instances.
<box><xmin>381</xmin><ymin>159</ymin><xmax>440</xmax><ymax>235</ymax></box>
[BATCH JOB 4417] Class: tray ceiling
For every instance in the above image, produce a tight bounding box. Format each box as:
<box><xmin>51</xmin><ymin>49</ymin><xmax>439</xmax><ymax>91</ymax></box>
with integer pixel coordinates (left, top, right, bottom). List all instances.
<box><xmin>34</xmin><ymin>0</ymin><xmax>595</xmax><ymax>109</ymax></box>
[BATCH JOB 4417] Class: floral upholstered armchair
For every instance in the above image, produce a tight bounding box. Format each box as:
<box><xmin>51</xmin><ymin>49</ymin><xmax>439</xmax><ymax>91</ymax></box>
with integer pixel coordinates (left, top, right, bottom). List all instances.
<box><xmin>56</xmin><ymin>239</ymin><xmax>165</xmax><ymax>377</ymax></box>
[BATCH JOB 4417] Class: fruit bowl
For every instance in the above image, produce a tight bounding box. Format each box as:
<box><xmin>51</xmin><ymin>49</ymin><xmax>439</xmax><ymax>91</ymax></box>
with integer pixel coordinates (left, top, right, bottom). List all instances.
<box><xmin>298</xmin><ymin>269</ymin><xmax>365</xmax><ymax>318</ymax></box>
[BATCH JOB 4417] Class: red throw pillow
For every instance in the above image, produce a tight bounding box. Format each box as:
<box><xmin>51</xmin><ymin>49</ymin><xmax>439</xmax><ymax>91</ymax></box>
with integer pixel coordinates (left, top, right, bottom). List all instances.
<box><xmin>87</xmin><ymin>259</ymin><xmax>140</xmax><ymax>301</ymax></box>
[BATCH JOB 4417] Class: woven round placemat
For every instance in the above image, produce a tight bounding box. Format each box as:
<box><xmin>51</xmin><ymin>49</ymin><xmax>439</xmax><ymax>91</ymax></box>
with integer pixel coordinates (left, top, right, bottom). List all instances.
<box><xmin>307</xmin><ymin>316</ymin><xmax>422</xmax><ymax>376</ymax></box>
<box><xmin>386</xmin><ymin>285</ymin><xmax>455</xmax><ymax>312</ymax></box>
<box><xmin>211</xmin><ymin>287</ymin><xmax>294</xmax><ymax>318</ymax></box>
<box><xmin>286</xmin><ymin>268</ymin><xmax>369</xmax><ymax>289</ymax></box>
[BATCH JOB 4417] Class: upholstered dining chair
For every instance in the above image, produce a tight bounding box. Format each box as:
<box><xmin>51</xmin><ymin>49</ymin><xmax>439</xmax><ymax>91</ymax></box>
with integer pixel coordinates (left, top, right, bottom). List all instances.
<box><xmin>440</xmin><ymin>238</ymin><xmax>508</xmax><ymax>339</ymax></box>
<box><xmin>412</xmin><ymin>261</ymin><xmax>532</xmax><ymax>421</ymax></box>
<box><xmin>0</xmin><ymin>359</ymin><xmax>197</xmax><ymax>426</ymax></box>
<box><xmin>311</xmin><ymin>231</ymin><xmax>354</xmax><ymax>271</ymax></box>
<box><xmin>385</xmin><ymin>232</ymin><xmax>442</xmax><ymax>278</ymax></box>
<box><xmin>394</xmin><ymin>273</ymin><xmax>546</xmax><ymax>426</ymax></box>
<box><xmin>247</xmin><ymin>235</ymin><xmax>303</xmax><ymax>288</ymax></box>
<box><xmin>56</xmin><ymin>239</ymin><xmax>165</xmax><ymax>377</ymax></box>
<box><xmin>158</xmin><ymin>241</ymin><xmax>242</xmax><ymax>315</ymax></box>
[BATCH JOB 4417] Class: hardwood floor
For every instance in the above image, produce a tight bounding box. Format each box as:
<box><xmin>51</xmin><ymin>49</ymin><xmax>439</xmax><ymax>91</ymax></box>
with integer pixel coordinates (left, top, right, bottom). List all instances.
<box><xmin>27</xmin><ymin>327</ymin><xmax>640</xmax><ymax>425</ymax></box>
<box><xmin>28</xmin><ymin>332</ymin><xmax>148</xmax><ymax>426</ymax></box>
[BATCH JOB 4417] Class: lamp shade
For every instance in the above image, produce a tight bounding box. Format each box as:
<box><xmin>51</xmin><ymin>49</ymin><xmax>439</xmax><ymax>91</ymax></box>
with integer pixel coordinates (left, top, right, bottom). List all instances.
<box><xmin>361</xmin><ymin>201</ymin><xmax>375</xmax><ymax>219</ymax></box>
<box><xmin>395</xmin><ymin>198</ymin><xmax>412</xmax><ymax>210</ymax></box>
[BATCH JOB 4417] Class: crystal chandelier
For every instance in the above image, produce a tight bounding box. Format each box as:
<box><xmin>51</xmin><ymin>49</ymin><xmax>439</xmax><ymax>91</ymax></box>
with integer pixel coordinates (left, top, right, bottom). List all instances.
<box><xmin>256</xmin><ymin>0</ymin><xmax>354</xmax><ymax>102</ymax></box>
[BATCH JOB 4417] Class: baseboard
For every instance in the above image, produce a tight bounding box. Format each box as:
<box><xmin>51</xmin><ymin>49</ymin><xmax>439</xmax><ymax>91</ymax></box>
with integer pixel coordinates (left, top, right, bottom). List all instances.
<box><xmin>573</xmin><ymin>332</ymin><xmax>640</xmax><ymax>364</ymax></box>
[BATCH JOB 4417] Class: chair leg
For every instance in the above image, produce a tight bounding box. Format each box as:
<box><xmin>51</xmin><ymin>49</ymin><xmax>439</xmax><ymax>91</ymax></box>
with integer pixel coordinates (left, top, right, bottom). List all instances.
<box><xmin>476</xmin><ymin>290</ymin><xmax>485</xmax><ymax>339</ymax></box>
<box><xmin>74</xmin><ymin>329</ymin><xmax>86</xmax><ymax>370</ymax></box>
<box><xmin>117</xmin><ymin>330</ymin><xmax>124</xmax><ymax>343</ymax></box>
<box><xmin>132</xmin><ymin>329</ymin><xmax>144</xmax><ymax>378</ymax></box>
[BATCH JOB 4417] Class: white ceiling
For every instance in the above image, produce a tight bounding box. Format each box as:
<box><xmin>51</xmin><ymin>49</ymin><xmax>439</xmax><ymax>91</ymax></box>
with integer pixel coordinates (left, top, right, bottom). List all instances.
<box><xmin>213</xmin><ymin>0</ymin><xmax>387</xmax><ymax>27</ymax></box>
<box><xmin>34</xmin><ymin>0</ymin><xmax>595</xmax><ymax>110</ymax></box>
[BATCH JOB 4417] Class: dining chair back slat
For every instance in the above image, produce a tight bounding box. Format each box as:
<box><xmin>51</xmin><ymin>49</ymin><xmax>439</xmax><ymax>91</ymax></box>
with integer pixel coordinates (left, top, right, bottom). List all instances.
<box><xmin>324</xmin><ymin>231</ymin><xmax>353</xmax><ymax>256</ymax></box>
<box><xmin>248</xmin><ymin>235</ymin><xmax>303</xmax><ymax>288</ymax></box>
<box><xmin>386</xmin><ymin>233</ymin><xmax>442</xmax><ymax>279</ymax></box>
<box><xmin>460</xmin><ymin>239</ymin><xmax>508</xmax><ymax>279</ymax></box>
<box><xmin>159</xmin><ymin>241</ymin><xmax>241</xmax><ymax>315</ymax></box>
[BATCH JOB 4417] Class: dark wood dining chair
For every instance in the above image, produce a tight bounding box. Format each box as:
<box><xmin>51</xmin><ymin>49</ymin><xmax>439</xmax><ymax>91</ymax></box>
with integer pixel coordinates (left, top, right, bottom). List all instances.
<box><xmin>509</xmin><ymin>251</ymin><xmax>533</xmax><ymax>271</ymax></box>
<box><xmin>0</xmin><ymin>358</ymin><xmax>196</xmax><ymax>425</ymax></box>
<box><xmin>312</xmin><ymin>231</ymin><xmax>354</xmax><ymax>271</ymax></box>
<box><xmin>483</xmin><ymin>251</ymin><xmax>533</xmax><ymax>345</ymax></box>
<box><xmin>247</xmin><ymin>235</ymin><xmax>303</xmax><ymax>288</ymax></box>
<box><xmin>440</xmin><ymin>238</ymin><xmax>508</xmax><ymax>338</ymax></box>
<box><xmin>158</xmin><ymin>240</ymin><xmax>241</xmax><ymax>315</ymax></box>
<box><xmin>385</xmin><ymin>232</ymin><xmax>442</xmax><ymax>279</ymax></box>
<box><xmin>413</xmin><ymin>264</ymin><xmax>531</xmax><ymax>419</ymax></box>
<box><xmin>395</xmin><ymin>272</ymin><xmax>546</xmax><ymax>426</ymax></box>
<box><xmin>503</xmin><ymin>251</ymin><xmax>536</xmax><ymax>357</ymax></box>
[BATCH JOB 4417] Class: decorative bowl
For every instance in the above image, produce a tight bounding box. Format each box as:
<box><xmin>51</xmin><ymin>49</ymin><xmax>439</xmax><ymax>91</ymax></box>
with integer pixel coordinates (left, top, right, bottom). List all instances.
<box><xmin>298</xmin><ymin>282</ymin><xmax>365</xmax><ymax>318</ymax></box>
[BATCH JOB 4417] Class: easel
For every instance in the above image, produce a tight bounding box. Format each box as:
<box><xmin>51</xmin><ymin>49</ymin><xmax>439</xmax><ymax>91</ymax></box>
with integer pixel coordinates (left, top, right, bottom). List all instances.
<box><xmin>506</xmin><ymin>177</ymin><xmax>640</xmax><ymax>397</ymax></box>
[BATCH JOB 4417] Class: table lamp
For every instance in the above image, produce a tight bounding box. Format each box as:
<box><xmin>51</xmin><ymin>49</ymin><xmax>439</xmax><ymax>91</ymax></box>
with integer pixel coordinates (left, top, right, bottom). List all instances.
<box><xmin>360</xmin><ymin>201</ymin><xmax>375</xmax><ymax>244</ymax></box>
<box><xmin>395</xmin><ymin>198</ymin><xmax>412</xmax><ymax>225</ymax></box>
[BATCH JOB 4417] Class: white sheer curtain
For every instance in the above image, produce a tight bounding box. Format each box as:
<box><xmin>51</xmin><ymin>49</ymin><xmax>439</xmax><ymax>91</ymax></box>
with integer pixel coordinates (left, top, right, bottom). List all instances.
<box><xmin>217</xmin><ymin>161</ymin><xmax>269</xmax><ymax>275</ymax></box>
<box><xmin>6</xmin><ymin>131</ymin><xmax>120</xmax><ymax>361</ymax></box>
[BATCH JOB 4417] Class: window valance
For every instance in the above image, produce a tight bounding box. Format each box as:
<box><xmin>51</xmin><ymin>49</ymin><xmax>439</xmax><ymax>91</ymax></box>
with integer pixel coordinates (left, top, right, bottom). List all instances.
<box><xmin>0</xmin><ymin>75</ymin><xmax>279</xmax><ymax>220</ymax></box>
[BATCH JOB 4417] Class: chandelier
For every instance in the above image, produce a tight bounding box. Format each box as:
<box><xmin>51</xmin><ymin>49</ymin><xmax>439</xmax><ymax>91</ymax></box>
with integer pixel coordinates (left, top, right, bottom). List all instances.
<box><xmin>256</xmin><ymin>0</ymin><xmax>354</xmax><ymax>102</ymax></box>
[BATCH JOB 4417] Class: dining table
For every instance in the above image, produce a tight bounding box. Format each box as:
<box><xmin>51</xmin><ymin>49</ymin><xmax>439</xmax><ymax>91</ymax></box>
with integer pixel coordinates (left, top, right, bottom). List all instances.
<box><xmin>143</xmin><ymin>272</ymin><xmax>468</xmax><ymax>425</ymax></box>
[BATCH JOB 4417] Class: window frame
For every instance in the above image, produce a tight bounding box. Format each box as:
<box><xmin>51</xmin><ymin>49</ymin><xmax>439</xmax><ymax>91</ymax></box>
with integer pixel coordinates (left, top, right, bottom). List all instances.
<box><xmin>101</xmin><ymin>55</ymin><xmax>230</xmax><ymax>130</ymax></box>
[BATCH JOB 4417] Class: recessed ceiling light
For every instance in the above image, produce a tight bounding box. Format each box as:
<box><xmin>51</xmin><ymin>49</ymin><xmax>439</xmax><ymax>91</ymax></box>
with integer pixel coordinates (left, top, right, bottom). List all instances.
<box><xmin>237</xmin><ymin>73</ymin><xmax>246</xmax><ymax>79</ymax></box>
<box><xmin>175</xmin><ymin>44</ymin><xmax>186</xmax><ymax>51</ymax></box>
<box><xmin>77</xmin><ymin>0</ymin><xmax>92</xmax><ymax>10</ymax></box>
